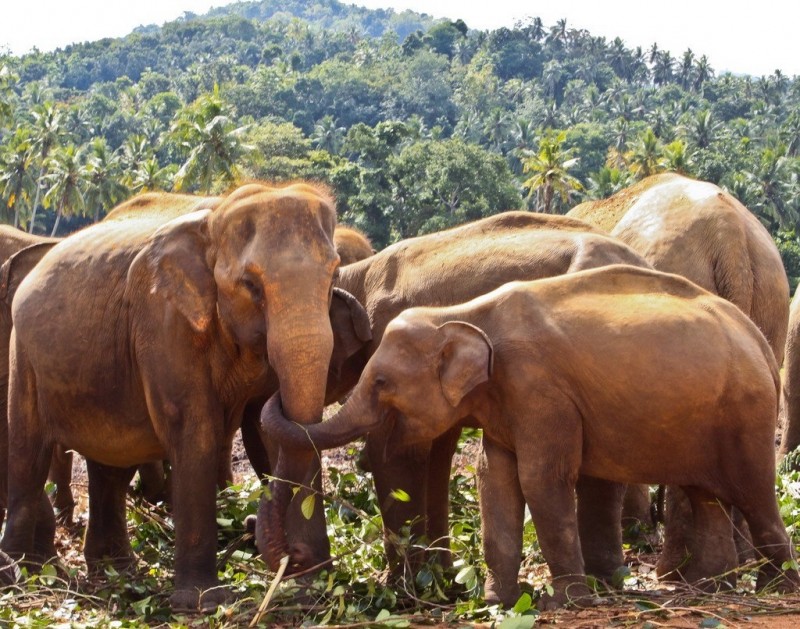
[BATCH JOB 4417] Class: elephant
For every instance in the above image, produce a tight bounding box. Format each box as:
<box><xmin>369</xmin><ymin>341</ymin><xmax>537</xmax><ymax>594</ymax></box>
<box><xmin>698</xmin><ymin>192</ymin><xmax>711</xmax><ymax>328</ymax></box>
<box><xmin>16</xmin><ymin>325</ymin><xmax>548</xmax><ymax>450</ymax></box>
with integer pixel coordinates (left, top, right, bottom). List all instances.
<box><xmin>261</xmin><ymin>265</ymin><xmax>800</xmax><ymax>609</ymax></box>
<box><xmin>0</xmin><ymin>181</ymin><xmax>370</xmax><ymax>612</ymax></box>
<box><xmin>333</xmin><ymin>225</ymin><xmax>375</xmax><ymax>265</ymax></box>
<box><xmin>0</xmin><ymin>194</ymin><xmax>226</xmax><ymax>528</ymax></box>
<box><xmin>0</xmin><ymin>228</ymin><xmax>59</xmax><ymax>529</ymax></box>
<box><xmin>257</xmin><ymin>210</ymin><xmax>654</xmax><ymax>581</ymax></box>
<box><xmin>567</xmin><ymin>172</ymin><xmax>790</xmax><ymax>574</ymax></box>
<box><xmin>779</xmin><ymin>285</ymin><xmax>800</xmax><ymax>465</ymax></box>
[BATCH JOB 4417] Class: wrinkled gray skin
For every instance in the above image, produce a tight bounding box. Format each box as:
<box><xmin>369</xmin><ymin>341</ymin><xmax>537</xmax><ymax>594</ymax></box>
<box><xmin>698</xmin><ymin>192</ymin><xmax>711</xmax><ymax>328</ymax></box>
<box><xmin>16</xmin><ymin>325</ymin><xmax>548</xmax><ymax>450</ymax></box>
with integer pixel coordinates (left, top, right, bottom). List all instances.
<box><xmin>258</xmin><ymin>211</ymin><xmax>653</xmax><ymax>581</ymax></box>
<box><xmin>262</xmin><ymin>266</ymin><xmax>798</xmax><ymax>609</ymax></box>
<box><xmin>0</xmin><ymin>183</ymin><xmax>370</xmax><ymax>612</ymax></box>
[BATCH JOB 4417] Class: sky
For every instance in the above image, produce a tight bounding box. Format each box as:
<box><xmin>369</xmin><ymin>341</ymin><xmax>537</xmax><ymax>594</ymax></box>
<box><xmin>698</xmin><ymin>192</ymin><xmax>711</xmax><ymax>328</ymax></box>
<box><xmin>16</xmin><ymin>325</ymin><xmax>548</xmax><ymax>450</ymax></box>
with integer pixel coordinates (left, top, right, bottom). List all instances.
<box><xmin>1</xmin><ymin>0</ymin><xmax>798</xmax><ymax>78</ymax></box>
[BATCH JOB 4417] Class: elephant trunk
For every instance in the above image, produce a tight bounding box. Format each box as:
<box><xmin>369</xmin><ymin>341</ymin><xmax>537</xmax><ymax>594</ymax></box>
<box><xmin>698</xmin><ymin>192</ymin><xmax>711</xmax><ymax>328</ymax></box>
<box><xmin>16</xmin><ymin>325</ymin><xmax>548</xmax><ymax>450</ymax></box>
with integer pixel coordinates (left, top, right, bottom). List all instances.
<box><xmin>257</xmin><ymin>387</ymin><xmax>380</xmax><ymax>572</ymax></box>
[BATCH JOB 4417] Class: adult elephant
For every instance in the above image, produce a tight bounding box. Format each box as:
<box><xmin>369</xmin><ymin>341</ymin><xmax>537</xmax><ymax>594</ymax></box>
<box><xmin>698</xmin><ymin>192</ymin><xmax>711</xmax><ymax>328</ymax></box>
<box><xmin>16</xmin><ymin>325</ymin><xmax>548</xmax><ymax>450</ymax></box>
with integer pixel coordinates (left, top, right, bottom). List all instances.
<box><xmin>568</xmin><ymin>172</ymin><xmax>790</xmax><ymax>577</ymax></box>
<box><xmin>0</xmin><ymin>182</ymin><xmax>366</xmax><ymax>612</ymax></box>
<box><xmin>0</xmin><ymin>194</ymin><xmax>225</xmax><ymax>528</ymax></box>
<box><xmin>258</xmin><ymin>210</ymin><xmax>653</xmax><ymax>582</ymax></box>
<box><xmin>261</xmin><ymin>265</ymin><xmax>799</xmax><ymax>608</ymax></box>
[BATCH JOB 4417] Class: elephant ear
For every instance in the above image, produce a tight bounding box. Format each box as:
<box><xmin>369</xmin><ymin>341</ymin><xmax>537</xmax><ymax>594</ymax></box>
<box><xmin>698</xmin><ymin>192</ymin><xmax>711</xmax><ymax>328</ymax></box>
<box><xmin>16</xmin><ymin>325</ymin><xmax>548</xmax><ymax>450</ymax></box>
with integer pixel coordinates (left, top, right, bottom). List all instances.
<box><xmin>437</xmin><ymin>321</ymin><xmax>494</xmax><ymax>408</ymax></box>
<box><xmin>0</xmin><ymin>242</ymin><xmax>58</xmax><ymax>305</ymax></box>
<box><xmin>138</xmin><ymin>209</ymin><xmax>216</xmax><ymax>334</ymax></box>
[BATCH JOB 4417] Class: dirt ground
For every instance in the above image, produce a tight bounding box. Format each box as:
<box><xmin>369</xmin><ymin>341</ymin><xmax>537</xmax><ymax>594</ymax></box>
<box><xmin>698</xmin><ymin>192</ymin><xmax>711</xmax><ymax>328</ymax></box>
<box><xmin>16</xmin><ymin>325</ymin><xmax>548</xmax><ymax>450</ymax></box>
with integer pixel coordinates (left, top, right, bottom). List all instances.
<box><xmin>58</xmin><ymin>434</ymin><xmax>800</xmax><ymax>628</ymax></box>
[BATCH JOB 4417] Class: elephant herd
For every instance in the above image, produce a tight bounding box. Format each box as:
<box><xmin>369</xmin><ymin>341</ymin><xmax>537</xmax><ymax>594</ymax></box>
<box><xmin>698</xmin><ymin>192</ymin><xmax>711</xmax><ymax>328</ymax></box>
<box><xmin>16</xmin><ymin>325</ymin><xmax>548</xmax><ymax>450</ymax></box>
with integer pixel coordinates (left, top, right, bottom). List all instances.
<box><xmin>0</xmin><ymin>173</ymin><xmax>799</xmax><ymax>613</ymax></box>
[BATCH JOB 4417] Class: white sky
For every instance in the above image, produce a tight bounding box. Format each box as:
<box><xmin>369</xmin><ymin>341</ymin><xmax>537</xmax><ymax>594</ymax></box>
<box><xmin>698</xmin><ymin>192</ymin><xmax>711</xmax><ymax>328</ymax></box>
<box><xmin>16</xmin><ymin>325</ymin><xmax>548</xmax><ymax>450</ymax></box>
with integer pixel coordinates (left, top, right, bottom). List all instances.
<box><xmin>1</xmin><ymin>0</ymin><xmax>798</xmax><ymax>78</ymax></box>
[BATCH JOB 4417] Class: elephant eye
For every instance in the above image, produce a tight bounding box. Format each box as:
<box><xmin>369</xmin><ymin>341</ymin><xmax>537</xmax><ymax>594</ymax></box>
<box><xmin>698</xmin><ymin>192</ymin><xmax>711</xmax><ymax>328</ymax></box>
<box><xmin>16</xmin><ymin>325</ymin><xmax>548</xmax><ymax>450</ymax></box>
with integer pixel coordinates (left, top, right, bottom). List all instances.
<box><xmin>240</xmin><ymin>276</ymin><xmax>263</xmax><ymax>302</ymax></box>
<box><xmin>374</xmin><ymin>375</ymin><xmax>387</xmax><ymax>388</ymax></box>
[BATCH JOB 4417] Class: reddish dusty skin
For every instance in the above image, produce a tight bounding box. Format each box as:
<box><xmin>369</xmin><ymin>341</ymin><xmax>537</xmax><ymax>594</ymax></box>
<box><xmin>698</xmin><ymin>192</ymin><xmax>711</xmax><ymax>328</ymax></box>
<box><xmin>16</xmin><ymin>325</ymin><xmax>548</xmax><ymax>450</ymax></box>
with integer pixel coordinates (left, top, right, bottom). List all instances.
<box><xmin>0</xmin><ymin>182</ymin><xmax>351</xmax><ymax>613</ymax></box>
<box><xmin>258</xmin><ymin>210</ymin><xmax>656</xmax><ymax>578</ymax></box>
<box><xmin>568</xmin><ymin>173</ymin><xmax>790</xmax><ymax>575</ymax></box>
<box><xmin>263</xmin><ymin>265</ymin><xmax>799</xmax><ymax>609</ymax></box>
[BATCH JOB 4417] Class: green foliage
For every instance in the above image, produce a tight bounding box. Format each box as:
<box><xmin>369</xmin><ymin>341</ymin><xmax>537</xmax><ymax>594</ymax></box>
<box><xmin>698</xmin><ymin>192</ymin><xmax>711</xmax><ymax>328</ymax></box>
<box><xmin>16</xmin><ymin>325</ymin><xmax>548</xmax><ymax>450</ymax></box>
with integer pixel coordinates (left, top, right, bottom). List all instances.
<box><xmin>775</xmin><ymin>229</ymin><xmax>800</xmax><ymax>292</ymax></box>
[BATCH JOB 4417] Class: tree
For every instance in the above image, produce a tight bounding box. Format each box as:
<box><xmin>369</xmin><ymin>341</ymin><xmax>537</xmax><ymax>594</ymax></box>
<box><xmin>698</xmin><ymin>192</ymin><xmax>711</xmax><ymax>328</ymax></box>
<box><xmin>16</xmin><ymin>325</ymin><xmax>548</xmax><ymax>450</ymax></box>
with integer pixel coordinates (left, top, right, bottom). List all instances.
<box><xmin>84</xmin><ymin>138</ymin><xmax>129</xmax><ymax>222</ymax></box>
<box><xmin>28</xmin><ymin>101</ymin><xmax>65</xmax><ymax>233</ymax></box>
<box><xmin>387</xmin><ymin>138</ymin><xmax>522</xmax><ymax>238</ymax></box>
<box><xmin>44</xmin><ymin>144</ymin><xmax>88</xmax><ymax>236</ymax></box>
<box><xmin>169</xmin><ymin>89</ymin><xmax>251</xmax><ymax>193</ymax></box>
<box><xmin>520</xmin><ymin>131</ymin><xmax>583</xmax><ymax>213</ymax></box>
<box><xmin>627</xmin><ymin>127</ymin><xmax>667</xmax><ymax>179</ymax></box>
<box><xmin>0</xmin><ymin>128</ymin><xmax>36</xmax><ymax>227</ymax></box>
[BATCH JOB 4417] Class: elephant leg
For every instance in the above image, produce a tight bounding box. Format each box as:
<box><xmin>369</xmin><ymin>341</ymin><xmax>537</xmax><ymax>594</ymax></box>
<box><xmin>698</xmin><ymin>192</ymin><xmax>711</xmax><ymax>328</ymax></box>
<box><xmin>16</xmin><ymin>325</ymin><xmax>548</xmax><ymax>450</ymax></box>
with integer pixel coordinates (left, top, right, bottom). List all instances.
<box><xmin>136</xmin><ymin>461</ymin><xmax>169</xmax><ymax>504</ymax></box>
<box><xmin>621</xmin><ymin>484</ymin><xmax>653</xmax><ymax>535</ymax></box>
<box><xmin>217</xmin><ymin>439</ymin><xmax>234</xmax><ymax>489</ymax></box>
<box><xmin>367</xmin><ymin>430</ymin><xmax>430</xmax><ymax>578</ymax></box>
<box><xmin>169</xmin><ymin>439</ymin><xmax>227</xmax><ymax>613</ymax></box>
<box><xmin>48</xmin><ymin>445</ymin><xmax>75</xmax><ymax>525</ymax></box>
<box><xmin>84</xmin><ymin>460</ymin><xmax>136</xmax><ymax>571</ymax></box>
<box><xmin>425</xmin><ymin>426</ymin><xmax>462</xmax><ymax>568</ymax></box>
<box><xmin>731</xmin><ymin>507</ymin><xmax>754</xmax><ymax>565</ymax></box>
<box><xmin>732</xmin><ymin>485</ymin><xmax>800</xmax><ymax>592</ymax></box>
<box><xmin>680</xmin><ymin>486</ymin><xmax>736</xmax><ymax>590</ymax></box>
<box><xmin>576</xmin><ymin>475</ymin><xmax>625</xmax><ymax>583</ymax></box>
<box><xmin>655</xmin><ymin>485</ymin><xmax>694</xmax><ymax>580</ymax></box>
<box><xmin>478</xmin><ymin>436</ymin><xmax>524</xmax><ymax>607</ymax></box>
<box><xmin>520</xmin><ymin>465</ymin><xmax>590</xmax><ymax>609</ymax></box>
<box><xmin>1</xmin><ymin>351</ymin><xmax>56</xmax><ymax>566</ymax></box>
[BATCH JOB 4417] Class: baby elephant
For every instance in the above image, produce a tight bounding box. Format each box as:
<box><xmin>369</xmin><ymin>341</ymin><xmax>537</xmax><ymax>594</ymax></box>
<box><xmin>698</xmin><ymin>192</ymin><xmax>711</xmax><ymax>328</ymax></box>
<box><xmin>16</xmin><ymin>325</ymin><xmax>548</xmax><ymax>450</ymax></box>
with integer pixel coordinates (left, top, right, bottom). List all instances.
<box><xmin>260</xmin><ymin>265</ymin><xmax>798</xmax><ymax>608</ymax></box>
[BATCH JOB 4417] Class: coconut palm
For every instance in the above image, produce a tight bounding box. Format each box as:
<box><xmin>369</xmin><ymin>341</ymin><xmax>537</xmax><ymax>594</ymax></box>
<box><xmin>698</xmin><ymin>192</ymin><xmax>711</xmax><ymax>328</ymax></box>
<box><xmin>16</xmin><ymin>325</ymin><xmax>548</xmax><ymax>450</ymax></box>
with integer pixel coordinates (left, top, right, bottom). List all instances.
<box><xmin>84</xmin><ymin>138</ymin><xmax>129</xmax><ymax>222</ymax></box>
<box><xmin>520</xmin><ymin>131</ymin><xmax>583</xmax><ymax>213</ymax></box>
<box><xmin>0</xmin><ymin>128</ymin><xmax>36</xmax><ymax>227</ymax></box>
<box><xmin>170</xmin><ymin>90</ymin><xmax>251</xmax><ymax>193</ymax></box>
<box><xmin>28</xmin><ymin>101</ymin><xmax>65</xmax><ymax>233</ymax></box>
<box><xmin>627</xmin><ymin>127</ymin><xmax>667</xmax><ymax>179</ymax></box>
<box><xmin>44</xmin><ymin>144</ymin><xmax>88</xmax><ymax>236</ymax></box>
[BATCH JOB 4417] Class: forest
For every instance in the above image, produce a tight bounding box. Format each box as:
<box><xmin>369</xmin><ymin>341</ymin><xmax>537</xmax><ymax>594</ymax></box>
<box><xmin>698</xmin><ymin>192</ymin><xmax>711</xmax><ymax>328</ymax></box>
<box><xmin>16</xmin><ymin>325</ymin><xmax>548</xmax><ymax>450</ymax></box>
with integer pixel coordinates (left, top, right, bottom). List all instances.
<box><xmin>1</xmin><ymin>0</ymin><xmax>799</xmax><ymax>277</ymax></box>
<box><xmin>2</xmin><ymin>1</ymin><xmax>800</xmax><ymax>626</ymax></box>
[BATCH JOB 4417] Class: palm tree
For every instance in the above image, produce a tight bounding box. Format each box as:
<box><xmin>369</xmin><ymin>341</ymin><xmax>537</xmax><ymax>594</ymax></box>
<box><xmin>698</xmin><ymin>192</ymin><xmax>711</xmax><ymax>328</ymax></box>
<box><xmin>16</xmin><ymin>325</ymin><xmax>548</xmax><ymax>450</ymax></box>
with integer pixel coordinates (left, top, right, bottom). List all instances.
<box><xmin>586</xmin><ymin>166</ymin><xmax>630</xmax><ymax>199</ymax></box>
<box><xmin>170</xmin><ymin>90</ymin><xmax>251</xmax><ymax>194</ymax></box>
<box><xmin>662</xmin><ymin>140</ymin><xmax>694</xmax><ymax>175</ymax></box>
<box><xmin>311</xmin><ymin>115</ymin><xmax>345</xmax><ymax>154</ymax></box>
<box><xmin>652</xmin><ymin>50</ymin><xmax>675</xmax><ymax>86</ymax></box>
<box><xmin>693</xmin><ymin>55</ymin><xmax>714</xmax><ymax>94</ymax></box>
<box><xmin>131</xmin><ymin>156</ymin><xmax>174</xmax><ymax>193</ymax></box>
<box><xmin>28</xmin><ymin>101</ymin><xmax>65</xmax><ymax>233</ymax></box>
<box><xmin>44</xmin><ymin>144</ymin><xmax>88</xmax><ymax>236</ymax></box>
<box><xmin>627</xmin><ymin>128</ymin><xmax>666</xmax><ymax>179</ymax></box>
<box><xmin>677</xmin><ymin>49</ymin><xmax>695</xmax><ymax>90</ymax></box>
<box><xmin>520</xmin><ymin>131</ymin><xmax>583</xmax><ymax>213</ymax></box>
<box><xmin>84</xmin><ymin>138</ymin><xmax>129</xmax><ymax>222</ymax></box>
<box><xmin>0</xmin><ymin>128</ymin><xmax>36</xmax><ymax>227</ymax></box>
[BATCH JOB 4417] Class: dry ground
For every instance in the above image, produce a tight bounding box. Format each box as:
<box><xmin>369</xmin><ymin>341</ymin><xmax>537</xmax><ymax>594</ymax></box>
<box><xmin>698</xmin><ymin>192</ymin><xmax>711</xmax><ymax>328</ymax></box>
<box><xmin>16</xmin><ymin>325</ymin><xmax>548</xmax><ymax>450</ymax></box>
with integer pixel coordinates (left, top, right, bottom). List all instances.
<box><xmin>46</xmin><ymin>433</ymin><xmax>800</xmax><ymax>627</ymax></box>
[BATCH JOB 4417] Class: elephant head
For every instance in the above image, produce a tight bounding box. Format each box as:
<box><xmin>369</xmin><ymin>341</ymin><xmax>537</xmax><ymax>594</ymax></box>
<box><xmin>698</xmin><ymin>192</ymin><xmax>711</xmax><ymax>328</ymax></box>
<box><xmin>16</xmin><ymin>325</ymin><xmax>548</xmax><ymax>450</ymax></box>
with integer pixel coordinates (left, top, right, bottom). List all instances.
<box><xmin>258</xmin><ymin>313</ymin><xmax>493</xmax><ymax>571</ymax></box>
<box><xmin>144</xmin><ymin>182</ymin><xmax>341</xmax><ymax>422</ymax></box>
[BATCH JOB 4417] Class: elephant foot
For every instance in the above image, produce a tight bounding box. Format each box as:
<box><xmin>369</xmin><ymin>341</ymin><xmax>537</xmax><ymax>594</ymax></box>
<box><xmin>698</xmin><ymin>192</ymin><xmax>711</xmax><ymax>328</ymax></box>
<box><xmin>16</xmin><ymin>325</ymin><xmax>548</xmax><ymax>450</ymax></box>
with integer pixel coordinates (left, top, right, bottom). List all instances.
<box><xmin>484</xmin><ymin>576</ymin><xmax>521</xmax><ymax>608</ymax></box>
<box><xmin>0</xmin><ymin>550</ymin><xmax>22</xmax><ymax>586</ymax></box>
<box><xmin>85</xmin><ymin>553</ymin><xmax>137</xmax><ymax>577</ymax></box>
<box><xmin>756</xmin><ymin>563</ymin><xmax>800</xmax><ymax>593</ymax></box>
<box><xmin>170</xmin><ymin>584</ymin><xmax>232</xmax><ymax>614</ymax></box>
<box><xmin>538</xmin><ymin>576</ymin><xmax>596</xmax><ymax>611</ymax></box>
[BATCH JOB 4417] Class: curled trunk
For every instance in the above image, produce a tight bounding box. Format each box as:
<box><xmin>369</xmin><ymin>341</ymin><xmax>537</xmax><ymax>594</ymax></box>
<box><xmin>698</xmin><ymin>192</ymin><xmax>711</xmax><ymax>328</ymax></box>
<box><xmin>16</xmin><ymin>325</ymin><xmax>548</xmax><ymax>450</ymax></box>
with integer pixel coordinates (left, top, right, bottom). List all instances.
<box><xmin>256</xmin><ymin>389</ymin><xmax>379</xmax><ymax>572</ymax></box>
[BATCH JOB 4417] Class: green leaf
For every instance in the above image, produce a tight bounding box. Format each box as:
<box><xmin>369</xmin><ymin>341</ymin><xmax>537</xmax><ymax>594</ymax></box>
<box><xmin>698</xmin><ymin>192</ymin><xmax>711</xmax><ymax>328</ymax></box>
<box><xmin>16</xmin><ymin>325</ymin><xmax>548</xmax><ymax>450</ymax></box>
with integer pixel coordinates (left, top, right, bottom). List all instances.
<box><xmin>301</xmin><ymin>494</ymin><xmax>316</xmax><ymax>520</ymax></box>
<box><xmin>390</xmin><ymin>488</ymin><xmax>411</xmax><ymax>502</ymax></box>
<box><xmin>699</xmin><ymin>619</ymin><xmax>723</xmax><ymax>628</ymax></box>
<box><xmin>512</xmin><ymin>592</ymin><xmax>532</xmax><ymax>613</ymax></box>
<box><xmin>498</xmin><ymin>617</ymin><xmax>537</xmax><ymax>629</ymax></box>
<box><xmin>454</xmin><ymin>565</ymin><xmax>476</xmax><ymax>585</ymax></box>
<box><xmin>375</xmin><ymin>609</ymin><xmax>391</xmax><ymax>621</ymax></box>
